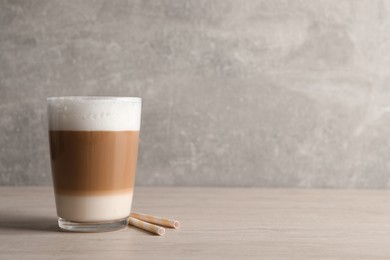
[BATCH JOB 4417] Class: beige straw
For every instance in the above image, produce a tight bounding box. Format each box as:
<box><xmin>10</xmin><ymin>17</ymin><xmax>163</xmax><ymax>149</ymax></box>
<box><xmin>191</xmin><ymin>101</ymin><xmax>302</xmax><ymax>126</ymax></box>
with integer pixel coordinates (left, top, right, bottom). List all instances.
<box><xmin>128</xmin><ymin>217</ymin><xmax>165</xmax><ymax>236</ymax></box>
<box><xmin>130</xmin><ymin>212</ymin><xmax>180</xmax><ymax>229</ymax></box>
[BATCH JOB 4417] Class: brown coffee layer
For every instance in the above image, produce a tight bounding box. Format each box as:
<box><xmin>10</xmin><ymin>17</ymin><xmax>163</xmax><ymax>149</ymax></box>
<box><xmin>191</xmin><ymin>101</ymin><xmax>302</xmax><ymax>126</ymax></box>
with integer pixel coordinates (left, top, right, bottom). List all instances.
<box><xmin>49</xmin><ymin>131</ymin><xmax>139</xmax><ymax>195</ymax></box>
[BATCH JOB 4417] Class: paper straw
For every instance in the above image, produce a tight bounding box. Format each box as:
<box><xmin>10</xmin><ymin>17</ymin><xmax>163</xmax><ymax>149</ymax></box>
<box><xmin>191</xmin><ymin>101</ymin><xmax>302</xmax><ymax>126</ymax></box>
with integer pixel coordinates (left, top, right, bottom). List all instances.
<box><xmin>128</xmin><ymin>217</ymin><xmax>165</xmax><ymax>236</ymax></box>
<box><xmin>130</xmin><ymin>212</ymin><xmax>180</xmax><ymax>229</ymax></box>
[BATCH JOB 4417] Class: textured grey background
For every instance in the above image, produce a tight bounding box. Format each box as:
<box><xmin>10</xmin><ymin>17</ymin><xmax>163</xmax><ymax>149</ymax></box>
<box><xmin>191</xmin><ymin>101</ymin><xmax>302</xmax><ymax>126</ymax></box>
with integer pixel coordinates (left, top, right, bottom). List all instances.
<box><xmin>1</xmin><ymin>0</ymin><xmax>390</xmax><ymax>188</ymax></box>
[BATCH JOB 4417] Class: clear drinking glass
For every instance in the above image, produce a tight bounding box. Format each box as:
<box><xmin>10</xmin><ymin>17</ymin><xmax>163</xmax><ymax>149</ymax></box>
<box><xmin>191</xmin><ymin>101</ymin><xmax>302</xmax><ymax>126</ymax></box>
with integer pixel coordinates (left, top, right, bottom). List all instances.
<box><xmin>47</xmin><ymin>96</ymin><xmax>141</xmax><ymax>232</ymax></box>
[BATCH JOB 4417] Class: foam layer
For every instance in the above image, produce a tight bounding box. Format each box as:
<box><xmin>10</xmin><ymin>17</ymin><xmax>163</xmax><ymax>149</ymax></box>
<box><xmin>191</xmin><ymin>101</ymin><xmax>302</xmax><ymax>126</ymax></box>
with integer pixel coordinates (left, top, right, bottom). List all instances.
<box><xmin>47</xmin><ymin>96</ymin><xmax>141</xmax><ymax>131</ymax></box>
<box><xmin>55</xmin><ymin>192</ymin><xmax>133</xmax><ymax>222</ymax></box>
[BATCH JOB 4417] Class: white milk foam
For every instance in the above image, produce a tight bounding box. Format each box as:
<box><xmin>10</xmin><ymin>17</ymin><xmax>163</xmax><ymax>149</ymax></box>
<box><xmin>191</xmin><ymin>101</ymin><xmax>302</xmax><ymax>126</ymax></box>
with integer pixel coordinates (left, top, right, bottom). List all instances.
<box><xmin>48</xmin><ymin>96</ymin><xmax>141</xmax><ymax>131</ymax></box>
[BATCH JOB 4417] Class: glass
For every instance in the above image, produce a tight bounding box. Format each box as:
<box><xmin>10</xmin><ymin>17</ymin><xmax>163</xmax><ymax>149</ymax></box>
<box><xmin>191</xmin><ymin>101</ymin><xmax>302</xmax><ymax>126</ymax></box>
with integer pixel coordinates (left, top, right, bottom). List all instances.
<box><xmin>47</xmin><ymin>96</ymin><xmax>141</xmax><ymax>232</ymax></box>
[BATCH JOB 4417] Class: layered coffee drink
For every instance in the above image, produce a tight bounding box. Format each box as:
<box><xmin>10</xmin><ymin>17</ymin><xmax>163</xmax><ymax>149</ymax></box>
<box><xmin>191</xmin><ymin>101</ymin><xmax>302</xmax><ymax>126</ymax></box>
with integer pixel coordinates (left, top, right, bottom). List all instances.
<box><xmin>47</xmin><ymin>97</ymin><xmax>141</xmax><ymax>232</ymax></box>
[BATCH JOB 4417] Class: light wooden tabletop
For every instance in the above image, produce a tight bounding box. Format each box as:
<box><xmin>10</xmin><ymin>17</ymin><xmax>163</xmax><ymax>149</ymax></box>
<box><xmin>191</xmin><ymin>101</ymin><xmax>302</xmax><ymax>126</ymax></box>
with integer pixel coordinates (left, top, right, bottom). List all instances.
<box><xmin>1</xmin><ymin>187</ymin><xmax>390</xmax><ymax>259</ymax></box>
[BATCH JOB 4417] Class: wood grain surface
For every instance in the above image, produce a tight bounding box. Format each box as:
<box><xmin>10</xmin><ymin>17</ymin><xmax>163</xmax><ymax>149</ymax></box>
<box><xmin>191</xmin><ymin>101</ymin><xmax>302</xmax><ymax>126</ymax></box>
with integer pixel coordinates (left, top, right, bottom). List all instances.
<box><xmin>0</xmin><ymin>187</ymin><xmax>390</xmax><ymax>259</ymax></box>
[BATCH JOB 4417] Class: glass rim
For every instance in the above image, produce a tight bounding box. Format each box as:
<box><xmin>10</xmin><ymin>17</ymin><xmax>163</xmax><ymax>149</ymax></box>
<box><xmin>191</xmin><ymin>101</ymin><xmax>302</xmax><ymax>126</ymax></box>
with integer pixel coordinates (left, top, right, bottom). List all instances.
<box><xmin>46</xmin><ymin>96</ymin><xmax>141</xmax><ymax>102</ymax></box>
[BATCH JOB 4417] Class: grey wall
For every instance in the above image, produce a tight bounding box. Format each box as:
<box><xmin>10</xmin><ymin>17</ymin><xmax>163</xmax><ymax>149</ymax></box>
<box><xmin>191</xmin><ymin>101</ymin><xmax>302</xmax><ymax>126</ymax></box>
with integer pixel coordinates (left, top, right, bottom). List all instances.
<box><xmin>1</xmin><ymin>0</ymin><xmax>390</xmax><ymax>188</ymax></box>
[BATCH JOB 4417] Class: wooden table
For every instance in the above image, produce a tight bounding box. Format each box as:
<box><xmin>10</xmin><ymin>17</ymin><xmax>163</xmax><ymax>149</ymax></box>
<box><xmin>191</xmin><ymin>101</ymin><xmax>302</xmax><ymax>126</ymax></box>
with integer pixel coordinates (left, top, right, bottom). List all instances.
<box><xmin>1</xmin><ymin>187</ymin><xmax>390</xmax><ymax>259</ymax></box>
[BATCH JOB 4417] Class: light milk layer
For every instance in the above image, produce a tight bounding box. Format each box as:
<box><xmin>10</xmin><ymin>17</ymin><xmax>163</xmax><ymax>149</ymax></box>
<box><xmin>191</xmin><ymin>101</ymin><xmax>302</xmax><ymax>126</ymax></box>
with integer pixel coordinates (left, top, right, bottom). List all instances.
<box><xmin>55</xmin><ymin>193</ymin><xmax>133</xmax><ymax>222</ymax></box>
<box><xmin>47</xmin><ymin>96</ymin><xmax>141</xmax><ymax>131</ymax></box>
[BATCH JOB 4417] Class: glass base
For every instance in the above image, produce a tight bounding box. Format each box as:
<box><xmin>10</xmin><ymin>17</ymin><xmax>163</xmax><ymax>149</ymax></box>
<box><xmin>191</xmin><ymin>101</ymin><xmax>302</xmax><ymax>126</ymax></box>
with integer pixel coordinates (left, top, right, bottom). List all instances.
<box><xmin>58</xmin><ymin>217</ymin><xmax>128</xmax><ymax>233</ymax></box>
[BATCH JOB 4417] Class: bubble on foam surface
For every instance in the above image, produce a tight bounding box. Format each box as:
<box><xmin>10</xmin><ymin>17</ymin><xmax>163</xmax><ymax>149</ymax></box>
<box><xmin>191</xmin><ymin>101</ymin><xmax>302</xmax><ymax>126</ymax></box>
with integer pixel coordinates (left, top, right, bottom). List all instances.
<box><xmin>48</xmin><ymin>97</ymin><xmax>141</xmax><ymax>131</ymax></box>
